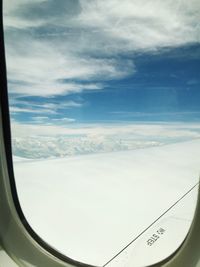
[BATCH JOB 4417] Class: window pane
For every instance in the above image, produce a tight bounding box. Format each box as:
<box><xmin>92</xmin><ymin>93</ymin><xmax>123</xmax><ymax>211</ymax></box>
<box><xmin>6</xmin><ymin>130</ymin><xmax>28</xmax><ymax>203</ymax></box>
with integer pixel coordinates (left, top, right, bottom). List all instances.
<box><xmin>3</xmin><ymin>1</ymin><xmax>200</xmax><ymax>266</ymax></box>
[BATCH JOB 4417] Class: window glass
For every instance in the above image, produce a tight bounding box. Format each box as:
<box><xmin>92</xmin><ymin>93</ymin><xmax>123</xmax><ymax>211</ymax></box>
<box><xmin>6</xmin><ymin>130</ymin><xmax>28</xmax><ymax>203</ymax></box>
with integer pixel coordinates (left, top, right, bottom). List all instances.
<box><xmin>3</xmin><ymin>1</ymin><xmax>200</xmax><ymax>266</ymax></box>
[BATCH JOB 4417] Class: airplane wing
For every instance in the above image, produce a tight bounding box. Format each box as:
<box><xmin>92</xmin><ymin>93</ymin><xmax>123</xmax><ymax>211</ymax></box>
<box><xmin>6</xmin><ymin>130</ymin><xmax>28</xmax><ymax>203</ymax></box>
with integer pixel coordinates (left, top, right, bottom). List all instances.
<box><xmin>13</xmin><ymin>139</ymin><xmax>200</xmax><ymax>266</ymax></box>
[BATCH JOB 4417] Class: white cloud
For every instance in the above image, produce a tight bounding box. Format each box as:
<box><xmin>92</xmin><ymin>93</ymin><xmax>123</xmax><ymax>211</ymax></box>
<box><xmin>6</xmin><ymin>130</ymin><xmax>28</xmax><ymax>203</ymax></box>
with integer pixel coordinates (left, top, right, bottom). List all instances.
<box><xmin>30</xmin><ymin>116</ymin><xmax>75</xmax><ymax>125</ymax></box>
<box><xmin>10</xmin><ymin>106</ymin><xmax>57</xmax><ymax>115</ymax></box>
<box><xmin>37</xmin><ymin>101</ymin><xmax>83</xmax><ymax>109</ymax></box>
<box><xmin>5</xmin><ymin>0</ymin><xmax>200</xmax><ymax>49</ymax></box>
<box><xmin>10</xmin><ymin>99</ymin><xmax>83</xmax><ymax>111</ymax></box>
<box><xmin>78</xmin><ymin>0</ymin><xmax>200</xmax><ymax>51</ymax></box>
<box><xmin>9</xmin><ymin>99</ymin><xmax>83</xmax><ymax>118</ymax></box>
<box><xmin>56</xmin><ymin>101</ymin><xmax>83</xmax><ymax>109</ymax></box>
<box><xmin>3</xmin><ymin>0</ymin><xmax>48</xmax><ymax>29</ymax></box>
<box><xmin>31</xmin><ymin>116</ymin><xmax>49</xmax><ymax>122</ymax></box>
<box><xmin>31</xmin><ymin>116</ymin><xmax>63</xmax><ymax>124</ymax></box>
<box><xmin>4</xmin><ymin>0</ymin><xmax>199</xmax><ymax>98</ymax></box>
<box><xmin>51</xmin><ymin>117</ymin><xmax>76</xmax><ymax>123</ymax></box>
<box><xmin>10</xmin><ymin>121</ymin><xmax>200</xmax><ymax>139</ymax></box>
<box><xmin>11</xmin><ymin>121</ymin><xmax>200</xmax><ymax>159</ymax></box>
<box><xmin>5</xmin><ymin>37</ymin><xmax>128</xmax><ymax>96</ymax></box>
<box><xmin>8</xmin><ymin>81</ymin><xmax>103</xmax><ymax>97</ymax></box>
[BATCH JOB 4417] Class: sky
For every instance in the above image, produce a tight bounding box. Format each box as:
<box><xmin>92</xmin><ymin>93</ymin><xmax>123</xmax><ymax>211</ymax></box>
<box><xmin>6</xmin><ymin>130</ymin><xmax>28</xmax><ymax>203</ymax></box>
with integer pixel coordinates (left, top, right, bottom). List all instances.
<box><xmin>3</xmin><ymin>0</ymin><xmax>200</xmax><ymax>132</ymax></box>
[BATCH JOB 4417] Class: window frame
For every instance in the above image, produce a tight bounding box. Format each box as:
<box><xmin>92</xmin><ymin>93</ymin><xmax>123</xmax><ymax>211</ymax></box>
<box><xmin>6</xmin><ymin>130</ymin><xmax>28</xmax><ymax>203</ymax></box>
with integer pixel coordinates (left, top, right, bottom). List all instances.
<box><xmin>0</xmin><ymin>1</ymin><xmax>200</xmax><ymax>267</ymax></box>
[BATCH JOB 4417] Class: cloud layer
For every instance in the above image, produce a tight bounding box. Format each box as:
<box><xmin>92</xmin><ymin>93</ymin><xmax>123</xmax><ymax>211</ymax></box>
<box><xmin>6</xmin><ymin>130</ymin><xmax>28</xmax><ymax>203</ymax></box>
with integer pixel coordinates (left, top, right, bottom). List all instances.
<box><xmin>11</xmin><ymin>121</ymin><xmax>200</xmax><ymax>159</ymax></box>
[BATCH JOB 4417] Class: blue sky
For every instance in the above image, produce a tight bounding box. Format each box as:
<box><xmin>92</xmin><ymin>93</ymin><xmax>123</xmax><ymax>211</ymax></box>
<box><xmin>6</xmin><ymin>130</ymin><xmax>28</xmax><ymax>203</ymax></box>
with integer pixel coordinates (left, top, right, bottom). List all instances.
<box><xmin>3</xmin><ymin>0</ymin><xmax>200</xmax><ymax>127</ymax></box>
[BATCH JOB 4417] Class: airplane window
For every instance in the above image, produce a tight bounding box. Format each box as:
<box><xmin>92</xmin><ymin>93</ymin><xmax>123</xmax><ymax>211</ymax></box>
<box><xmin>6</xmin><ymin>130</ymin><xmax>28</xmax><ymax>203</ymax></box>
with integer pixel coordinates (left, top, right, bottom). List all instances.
<box><xmin>3</xmin><ymin>1</ymin><xmax>200</xmax><ymax>266</ymax></box>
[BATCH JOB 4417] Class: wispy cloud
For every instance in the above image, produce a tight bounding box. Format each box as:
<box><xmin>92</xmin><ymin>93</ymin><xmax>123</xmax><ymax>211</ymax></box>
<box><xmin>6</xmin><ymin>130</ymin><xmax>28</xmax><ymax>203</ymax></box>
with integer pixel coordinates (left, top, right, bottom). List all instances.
<box><xmin>51</xmin><ymin>117</ymin><xmax>76</xmax><ymax>123</ymax></box>
<box><xmin>10</xmin><ymin>99</ymin><xmax>83</xmax><ymax>109</ymax></box>
<box><xmin>6</xmin><ymin>47</ymin><xmax>108</xmax><ymax>96</ymax></box>
<box><xmin>9</xmin><ymin>99</ymin><xmax>83</xmax><ymax>118</ymax></box>
<box><xmin>187</xmin><ymin>79</ymin><xmax>199</xmax><ymax>85</ymax></box>
<box><xmin>30</xmin><ymin>116</ymin><xmax>75</xmax><ymax>125</ymax></box>
<box><xmin>10</xmin><ymin>106</ymin><xmax>57</xmax><ymax>115</ymax></box>
<box><xmin>31</xmin><ymin>116</ymin><xmax>49</xmax><ymax>124</ymax></box>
